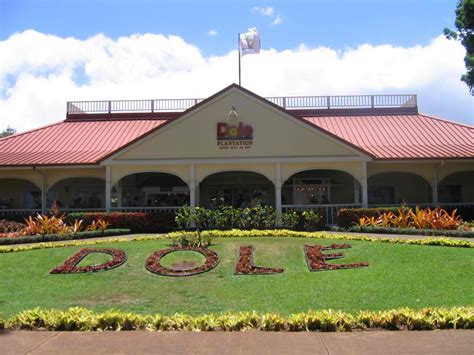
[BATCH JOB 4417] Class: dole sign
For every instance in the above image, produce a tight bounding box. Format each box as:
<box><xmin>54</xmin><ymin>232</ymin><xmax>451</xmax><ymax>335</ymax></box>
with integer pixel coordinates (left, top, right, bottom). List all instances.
<box><xmin>216</xmin><ymin>122</ymin><xmax>253</xmax><ymax>150</ymax></box>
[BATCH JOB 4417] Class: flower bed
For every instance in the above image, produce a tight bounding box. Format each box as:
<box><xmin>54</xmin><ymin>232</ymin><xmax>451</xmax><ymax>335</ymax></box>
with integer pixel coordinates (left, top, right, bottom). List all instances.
<box><xmin>5</xmin><ymin>306</ymin><xmax>473</xmax><ymax>331</ymax></box>
<box><xmin>235</xmin><ymin>245</ymin><xmax>284</xmax><ymax>275</ymax></box>
<box><xmin>331</xmin><ymin>225</ymin><xmax>474</xmax><ymax>238</ymax></box>
<box><xmin>0</xmin><ymin>229</ymin><xmax>131</xmax><ymax>245</ymax></box>
<box><xmin>145</xmin><ymin>246</ymin><xmax>219</xmax><ymax>276</ymax></box>
<box><xmin>67</xmin><ymin>212</ymin><xmax>176</xmax><ymax>232</ymax></box>
<box><xmin>50</xmin><ymin>248</ymin><xmax>127</xmax><ymax>274</ymax></box>
<box><xmin>0</xmin><ymin>219</ymin><xmax>25</xmax><ymax>235</ymax></box>
<box><xmin>304</xmin><ymin>244</ymin><xmax>369</xmax><ymax>271</ymax></box>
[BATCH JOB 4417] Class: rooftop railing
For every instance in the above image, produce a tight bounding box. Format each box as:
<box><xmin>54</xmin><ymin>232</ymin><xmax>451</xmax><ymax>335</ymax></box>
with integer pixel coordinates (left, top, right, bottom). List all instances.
<box><xmin>67</xmin><ymin>94</ymin><xmax>417</xmax><ymax>115</ymax></box>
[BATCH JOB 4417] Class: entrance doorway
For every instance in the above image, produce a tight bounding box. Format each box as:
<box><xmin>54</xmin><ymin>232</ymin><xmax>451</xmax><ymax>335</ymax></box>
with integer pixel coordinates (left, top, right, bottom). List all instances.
<box><xmin>199</xmin><ymin>171</ymin><xmax>274</xmax><ymax>209</ymax></box>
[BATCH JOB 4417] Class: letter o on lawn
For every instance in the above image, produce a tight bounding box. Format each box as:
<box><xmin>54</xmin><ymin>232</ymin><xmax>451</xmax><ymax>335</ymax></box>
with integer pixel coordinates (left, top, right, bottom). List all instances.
<box><xmin>145</xmin><ymin>246</ymin><xmax>220</xmax><ymax>277</ymax></box>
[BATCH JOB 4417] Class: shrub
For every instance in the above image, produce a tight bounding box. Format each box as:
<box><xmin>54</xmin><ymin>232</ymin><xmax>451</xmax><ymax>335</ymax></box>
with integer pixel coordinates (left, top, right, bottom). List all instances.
<box><xmin>67</xmin><ymin>212</ymin><xmax>176</xmax><ymax>233</ymax></box>
<box><xmin>301</xmin><ymin>210</ymin><xmax>324</xmax><ymax>231</ymax></box>
<box><xmin>332</xmin><ymin>225</ymin><xmax>474</xmax><ymax>238</ymax></box>
<box><xmin>5</xmin><ymin>307</ymin><xmax>473</xmax><ymax>331</ymax></box>
<box><xmin>355</xmin><ymin>207</ymin><xmax>463</xmax><ymax>231</ymax></box>
<box><xmin>0</xmin><ymin>229</ymin><xmax>131</xmax><ymax>246</ymax></box>
<box><xmin>280</xmin><ymin>210</ymin><xmax>299</xmax><ymax>229</ymax></box>
<box><xmin>337</xmin><ymin>207</ymin><xmax>402</xmax><ymax>228</ymax></box>
<box><xmin>0</xmin><ymin>219</ymin><xmax>25</xmax><ymax>234</ymax></box>
<box><xmin>176</xmin><ymin>205</ymin><xmax>288</xmax><ymax>230</ymax></box>
<box><xmin>23</xmin><ymin>214</ymin><xmax>69</xmax><ymax>241</ymax></box>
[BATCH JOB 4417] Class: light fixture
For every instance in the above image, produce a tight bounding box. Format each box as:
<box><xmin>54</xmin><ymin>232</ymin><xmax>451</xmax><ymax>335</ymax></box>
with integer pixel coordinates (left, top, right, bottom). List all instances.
<box><xmin>227</xmin><ymin>106</ymin><xmax>238</xmax><ymax>118</ymax></box>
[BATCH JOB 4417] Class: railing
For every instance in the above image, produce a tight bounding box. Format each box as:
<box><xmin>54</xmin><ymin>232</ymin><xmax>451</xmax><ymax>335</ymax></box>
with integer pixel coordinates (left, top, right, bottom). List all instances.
<box><xmin>2</xmin><ymin>202</ymin><xmax>471</xmax><ymax>220</ymax></box>
<box><xmin>67</xmin><ymin>99</ymin><xmax>204</xmax><ymax>114</ymax></box>
<box><xmin>267</xmin><ymin>94</ymin><xmax>417</xmax><ymax>109</ymax></box>
<box><xmin>282</xmin><ymin>203</ymin><xmax>363</xmax><ymax>225</ymax></box>
<box><xmin>0</xmin><ymin>209</ymin><xmax>42</xmax><ymax>216</ymax></box>
<box><xmin>67</xmin><ymin>94</ymin><xmax>417</xmax><ymax>115</ymax></box>
<box><xmin>110</xmin><ymin>206</ymin><xmax>181</xmax><ymax>213</ymax></box>
<box><xmin>368</xmin><ymin>202</ymin><xmax>474</xmax><ymax>208</ymax></box>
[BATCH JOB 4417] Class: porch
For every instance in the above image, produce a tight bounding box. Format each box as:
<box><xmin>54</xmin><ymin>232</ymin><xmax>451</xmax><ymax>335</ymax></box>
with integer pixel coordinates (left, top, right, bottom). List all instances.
<box><xmin>1</xmin><ymin>162</ymin><xmax>472</xmax><ymax>225</ymax></box>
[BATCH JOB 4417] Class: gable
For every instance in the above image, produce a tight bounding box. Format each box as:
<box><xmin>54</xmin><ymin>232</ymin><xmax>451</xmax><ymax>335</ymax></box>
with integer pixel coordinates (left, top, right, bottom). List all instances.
<box><xmin>112</xmin><ymin>88</ymin><xmax>366</xmax><ymax>161</ymax></box>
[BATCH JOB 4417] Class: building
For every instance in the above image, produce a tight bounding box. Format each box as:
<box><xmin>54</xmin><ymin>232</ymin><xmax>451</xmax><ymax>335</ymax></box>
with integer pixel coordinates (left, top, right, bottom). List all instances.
<box><xmin>0</xmin><ymin>84</ymin><xmax>473</xmax><ymax>223</ymax></box>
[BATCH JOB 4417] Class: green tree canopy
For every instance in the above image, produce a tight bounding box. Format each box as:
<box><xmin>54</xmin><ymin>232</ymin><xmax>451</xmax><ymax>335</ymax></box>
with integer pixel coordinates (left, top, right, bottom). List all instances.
<box><xmin>0</xmin><ymin>127</ymin><xmax>16</xmax><ymax>138</ymax></box>
<box><xmin>444</xmin><ymin>0</ymin><xmax>474</xmax><ymax>95</ymax></box>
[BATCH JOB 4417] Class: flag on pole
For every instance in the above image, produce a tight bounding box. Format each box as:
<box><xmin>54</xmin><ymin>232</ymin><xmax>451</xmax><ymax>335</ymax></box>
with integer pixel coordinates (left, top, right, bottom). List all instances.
<box><xmin>239</xmin><ymin>28</ymin><xmax>260</xmax><ymax>56</ymax></box>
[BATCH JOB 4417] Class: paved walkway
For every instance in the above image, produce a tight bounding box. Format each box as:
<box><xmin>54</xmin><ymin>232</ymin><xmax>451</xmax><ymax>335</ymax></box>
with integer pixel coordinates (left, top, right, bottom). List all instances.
<box><xmin>1</xmin><ymin>330</ymin><xmax>472</xmax><ymax>354</ymax></box>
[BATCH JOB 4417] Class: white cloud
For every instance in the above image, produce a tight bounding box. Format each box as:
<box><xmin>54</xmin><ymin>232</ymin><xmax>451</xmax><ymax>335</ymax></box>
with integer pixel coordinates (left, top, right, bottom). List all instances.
<box><xmin>251</xmin><ymin>6</ymin><xmax>274</xmax><ymax>17</ymax></box>
<box><xmin>271</xmin><ymin>15</ymin><xmax>284</xmax><ymax>26</ymax></box>
<box><xmin>0</xmin><ymin>30</ymin><xmax>472</xmax><ymax>132</ymax></box>
<box><xmin>207</xmin><ymin>30</ymin><xmax>218</xmax><ymax>37</ymax></box>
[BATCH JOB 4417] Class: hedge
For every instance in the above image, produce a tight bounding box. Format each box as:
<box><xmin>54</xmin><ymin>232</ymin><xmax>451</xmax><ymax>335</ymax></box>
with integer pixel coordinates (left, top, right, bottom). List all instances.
<box><xmin>337</xmin><ymin>207</ymin><xmax>405</xmax><ymax>228</ymax></box>
<box><xmin>1</xmin><ymin>230</ymin><xmax>472</xmax><ymax>254</ymax></box>
<box><xmin>0</xmin><ymin>229</ymin><xmax>131</xmax><ymax>246</ymax></box>
<box><xmin>67</xmin><ymin>212</ymin><xmax>176</xmax><ymax>233</ymax></box>
<box><xmin>167</xmin><ymin>229</ymin><xmax>474</xmax><ymax>248</ymax></box>
<box><xmin>4</xmin><ymin>307</ymin><xmax>473</xmax><ymax>331</ymax></box>
<box><xmin>331</xmin><ymin>226</ymin><xmax>474</xmax><ymax>238</ymax></box>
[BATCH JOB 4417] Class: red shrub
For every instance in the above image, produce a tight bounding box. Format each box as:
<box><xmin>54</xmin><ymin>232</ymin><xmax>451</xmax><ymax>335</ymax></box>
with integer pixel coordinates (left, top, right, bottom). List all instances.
<box><xmin>67</xmin><ymin>212</ymin><xmax>176</xmax><ymax>232</ymax></box>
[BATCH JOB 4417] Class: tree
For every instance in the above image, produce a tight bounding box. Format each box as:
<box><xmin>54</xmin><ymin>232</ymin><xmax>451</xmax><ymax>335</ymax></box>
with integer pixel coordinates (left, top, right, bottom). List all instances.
<box><xmin>0</xmin><ymin>127</ymin><xmax>16</xmax><ymax>138</ymax></box>
<box><xmin>444</xmin><ymin>0</ymin><xmax>474</xmax><ymax>95</ymax></box>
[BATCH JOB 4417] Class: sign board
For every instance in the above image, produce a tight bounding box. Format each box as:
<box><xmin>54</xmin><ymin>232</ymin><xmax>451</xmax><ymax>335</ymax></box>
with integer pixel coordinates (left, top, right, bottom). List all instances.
<box><xmin>216</xmin><ymin>122</ymin><xmax>253</xmax><ymax>150</ymax></box>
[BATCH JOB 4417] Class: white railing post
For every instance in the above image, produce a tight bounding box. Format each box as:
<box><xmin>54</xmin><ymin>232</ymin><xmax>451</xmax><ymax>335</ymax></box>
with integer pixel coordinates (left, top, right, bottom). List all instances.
<box><xmin>105</xmin><ymin>166</ymin><xmax>112</xmax><ymax>212</ymax></box>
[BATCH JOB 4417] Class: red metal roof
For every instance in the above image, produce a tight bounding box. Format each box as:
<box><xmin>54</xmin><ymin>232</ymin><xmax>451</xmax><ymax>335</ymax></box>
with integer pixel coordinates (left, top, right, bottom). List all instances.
<box><xmin>0</xmin><ymin>119</ymin><xmax>166</xmax><ymax>166</ymax></box>
<box><xmin>302</xmin><ymin>114</ymin><xmax>474</xmax><ymax>159</ymax></box>
<box><xmin>0</xmin><ymin>102</ymin><xmax>472</xmax><ymax>167</ymax></box>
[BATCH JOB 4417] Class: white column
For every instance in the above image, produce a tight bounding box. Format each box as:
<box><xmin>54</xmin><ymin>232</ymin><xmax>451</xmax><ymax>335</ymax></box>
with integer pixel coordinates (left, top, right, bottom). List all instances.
<box><xmin>432</xmin><ymin>165</ymin><xmax>438</xmax><ymax>206</ymax></box>
<box><xmin>189</xmin><ymin>164</ymin><xmax>196</xmax><ymax>208</ymax></box>
<box><xmin>354</xmin><ymin>178</ymin><xmax>360</xmax><ymax>204</ymax></box>
<box><xmin>275</xmin><ymin>163</ymin><xmax>282</xmax><ymax>220</ymax></box>
<box><xmin>189</xmin><ymin>181</ymin><xmax>196</xmax><ymax>208</ymax></box>
<box><xmin>41</xmin><ymin>171</ymin><xmax>47</xmax><ymax>214</ymax></box>
<box><xmin>105</xmin><ymin>166</ymin><xmax>112</xmax><ymax>212</ymax></box>
<box><xmin>117</xmin><ymin>180</ymin><xmax>122</xmax><ymax>208</ymax></box>
<box><xmin>195</xmin><ymin>184</ymin><xmax>200</xmax><ymax>206</ymax></box>
<box><xmin>361</xmin><ymin>162</ymin><xmax>368</xmax><ymax>207</ymax></box>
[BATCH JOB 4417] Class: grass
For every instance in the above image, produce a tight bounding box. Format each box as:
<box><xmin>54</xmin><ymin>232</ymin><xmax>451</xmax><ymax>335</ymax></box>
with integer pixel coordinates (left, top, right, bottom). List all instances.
<box><xmin>0</xmin><ymin>237</ymin><xmax>472</xmax><ymax>317</ymax></box>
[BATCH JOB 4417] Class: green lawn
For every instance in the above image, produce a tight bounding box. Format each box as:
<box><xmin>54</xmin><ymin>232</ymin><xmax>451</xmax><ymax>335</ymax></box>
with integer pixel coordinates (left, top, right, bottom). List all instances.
<box><xmin>0</xmin><ymin>237</ymin><xmax>473</xmax><ymax>317</ymax></box>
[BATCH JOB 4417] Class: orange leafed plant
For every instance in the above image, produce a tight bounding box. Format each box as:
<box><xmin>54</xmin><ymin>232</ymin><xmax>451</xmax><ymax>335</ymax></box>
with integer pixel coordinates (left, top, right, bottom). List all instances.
<box><xmin>355</xmin><ymin>206</ymin><xmax>463</xmax><ymax>230</ymax></box>
<box><xmin>410</xmin><ymin>207</ymin><xmax>432</xmax><ymax>229</ymax></box>
<box><xmin>23</xmin><ymin>214</ymin><xmax>68</xmax><ymax>240</ymax></box>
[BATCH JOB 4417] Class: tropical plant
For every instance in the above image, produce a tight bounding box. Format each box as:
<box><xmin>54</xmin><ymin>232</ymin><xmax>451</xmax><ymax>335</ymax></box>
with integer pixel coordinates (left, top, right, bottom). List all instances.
<box><xmin>301</xmin><ymin>210</ymin><xmax>324</xmax><ymax>231</ymax></box>
<box><xmin>280</xmin><ymin>210</ymin><xmax>299</xmax><ymax>229</ymax></box>
<box><xmin>23</xmin><ymin>214</ymin><xmax>67</xmax><ymax>241</ymax></box>
<box><xmin>355</xmin><ymin>206</ymin><xmax>463</xmax><ymax>230</ymax></box>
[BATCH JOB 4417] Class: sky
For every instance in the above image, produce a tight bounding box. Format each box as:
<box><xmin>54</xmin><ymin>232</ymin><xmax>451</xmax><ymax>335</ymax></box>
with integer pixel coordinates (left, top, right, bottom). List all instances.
<box><xmin>0</xmin><ymin>0</ymin><xmax>473</xmax><ymax>132</ymax></box>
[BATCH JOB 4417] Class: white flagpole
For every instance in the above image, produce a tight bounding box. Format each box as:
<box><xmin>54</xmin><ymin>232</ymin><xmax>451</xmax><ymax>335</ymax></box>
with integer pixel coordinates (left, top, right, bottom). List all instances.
<box><xmin>238</xmin><ymin>32</ymin><xmax>241</xmax><ymax>86</ymax></box>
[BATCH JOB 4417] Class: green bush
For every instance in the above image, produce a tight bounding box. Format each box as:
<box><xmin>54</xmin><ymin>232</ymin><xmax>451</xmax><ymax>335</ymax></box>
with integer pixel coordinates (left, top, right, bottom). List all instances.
<box><xmin>0</xmin><ymin>229</ymin><xmax>131</xmax><ymax>246</ymax></box>
<box><xmin>175</xmin><ymin>205</ymin><xmax>298</xmax><ymax>230</ymax></box>
<box><xmin>5</xmin><ymin>307</ymin><xmax>473</xmax><ymax>331</ymax></box>
<box><xmin>332</xmin><ymin>225</ymin><xmax>474</xmax><ymax>238</ymax></box>
<box><xmin>301</xmin><ymin>210</ymin><xmax>324</xmax><ymax>231</ymax></box>
<box><xmin>337</xmin><ymin>207</ymin><xmax>406</xmax><ymax>228</ymax></box>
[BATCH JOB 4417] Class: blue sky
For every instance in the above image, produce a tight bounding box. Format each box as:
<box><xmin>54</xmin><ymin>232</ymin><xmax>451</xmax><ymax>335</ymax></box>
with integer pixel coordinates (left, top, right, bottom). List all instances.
<box><xmin>1</xmin><ymin>0</ymin><xmax>458</xmax><ymax>55</ymax></box>
<box><xmin>0</xmin><ymin>0</ymin><xmax>473</xmax><ymax>131</ymax></box>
